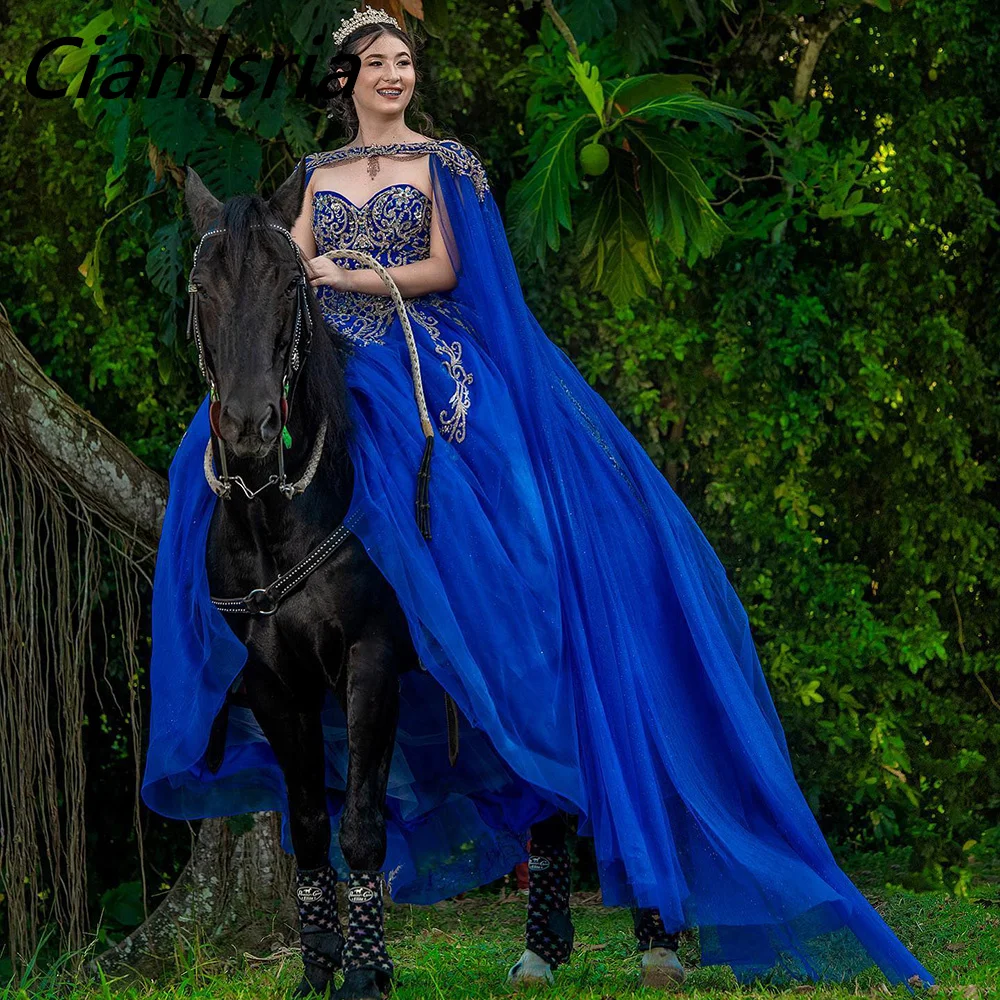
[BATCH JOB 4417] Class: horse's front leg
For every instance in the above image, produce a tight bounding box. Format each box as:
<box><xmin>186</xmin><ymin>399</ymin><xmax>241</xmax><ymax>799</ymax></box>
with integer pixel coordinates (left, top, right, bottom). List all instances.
<box><xmin>242</xmin><ymin>651</ymin><xmax>344</xmax><ymax>999</ymax></box>
<box><xmin>336</xmin><ymin>638</ymin><xmax>399</xmax><ymax>1000</ymax></box>
<box><xmin>507</xmin><ymin>812</ymin><xmax>575</xmax><ymax>986</ymax></box>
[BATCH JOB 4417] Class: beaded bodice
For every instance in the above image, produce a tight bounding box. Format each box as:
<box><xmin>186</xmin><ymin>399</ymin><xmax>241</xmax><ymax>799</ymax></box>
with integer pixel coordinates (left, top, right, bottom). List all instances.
<box><xmin>305</xmin><ymin>139</ymin><xmax>489</xmax><ymax>347</ymax></box>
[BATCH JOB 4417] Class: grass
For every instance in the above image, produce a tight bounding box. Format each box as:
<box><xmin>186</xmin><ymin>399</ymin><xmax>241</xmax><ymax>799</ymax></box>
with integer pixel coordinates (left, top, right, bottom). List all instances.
<box><xmin>5</xmin><ymin>863</ymin><xmax>999</xmax><ymax>1000</ymax></box>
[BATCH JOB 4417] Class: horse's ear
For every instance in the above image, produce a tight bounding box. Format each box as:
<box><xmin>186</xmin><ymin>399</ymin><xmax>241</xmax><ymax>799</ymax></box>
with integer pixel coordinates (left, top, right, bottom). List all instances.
<box><xmin>268</xmin><ymin>160</ymin><xmax>307</xmax><ymax>231</ymax></box>
<box><xmin>184</xmin><ymin>165</ymin><xmax>222</xmax><ymax>237</ymax></box>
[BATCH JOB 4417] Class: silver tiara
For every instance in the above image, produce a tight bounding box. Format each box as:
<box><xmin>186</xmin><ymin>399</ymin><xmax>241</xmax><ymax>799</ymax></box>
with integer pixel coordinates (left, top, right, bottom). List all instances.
<box><xmin>332</xmin><ymin>7</ymin><xmax>399</xmax><ymax>48</ymax></box>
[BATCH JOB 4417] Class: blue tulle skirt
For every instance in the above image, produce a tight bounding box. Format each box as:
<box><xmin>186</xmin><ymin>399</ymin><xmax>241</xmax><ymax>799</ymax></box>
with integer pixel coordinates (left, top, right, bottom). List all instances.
<box><xmin>143</xmin><ymin>147</ymin><xmax>933</xmax><ymax>986</ymax></box>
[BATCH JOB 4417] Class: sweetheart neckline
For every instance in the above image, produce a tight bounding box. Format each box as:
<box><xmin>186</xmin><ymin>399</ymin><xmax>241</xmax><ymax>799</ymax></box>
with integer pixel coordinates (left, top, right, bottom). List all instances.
<box><xmin>313</xmin><ymin>183</ymin><xmax>431</xmax><ymax>211</ymax></box>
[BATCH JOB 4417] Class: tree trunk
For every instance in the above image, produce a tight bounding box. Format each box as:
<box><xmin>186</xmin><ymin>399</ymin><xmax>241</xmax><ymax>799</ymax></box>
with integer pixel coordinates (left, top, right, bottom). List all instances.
<box><xmin>0</xmin><ymin>302</ymin><xmax>167</xmax><ymax>548</ymax></box>
<box><xmin>87</xmin><ymin>814</ymin><xmax>299</xmax><ymax>980</ymax></box>
<box><xmin>0</xmin><ymin>304</ymin><xmax>296</xmax><ymax>979</ymax></box>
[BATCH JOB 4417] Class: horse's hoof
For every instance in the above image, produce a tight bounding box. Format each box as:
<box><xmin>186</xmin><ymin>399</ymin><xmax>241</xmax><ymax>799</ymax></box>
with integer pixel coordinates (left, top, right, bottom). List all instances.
<box><xmin>290</xmin><ymin>972</ymin><xmax>334</xmax><ymax>999</ymax></box>
<box><xmin>641</xmin><ymin>947</ymin><xmax>687</xmax><ymax>990</ymax></box>
<box><xmin>334</xmin><ymin>967</ymin><xmax>392</xmax><ymax>1000</ymax></box>
<box><xmin>507</xmin><ymin>948</ymin><xmax>554</xmax><ymax>986</ymax></box>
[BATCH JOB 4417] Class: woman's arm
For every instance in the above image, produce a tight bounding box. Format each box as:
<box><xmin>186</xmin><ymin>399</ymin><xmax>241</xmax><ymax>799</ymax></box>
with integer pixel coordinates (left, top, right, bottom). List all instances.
<box><xmin>308</xmin><ymin>185</ymin><xmax>457</xmax><ymax>297</ymax></box>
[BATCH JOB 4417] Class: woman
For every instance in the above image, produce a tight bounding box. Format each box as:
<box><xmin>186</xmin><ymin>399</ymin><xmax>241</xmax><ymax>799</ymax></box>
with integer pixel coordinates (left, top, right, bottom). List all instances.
<box><xmin>143</xmin><ymin>6</ymin><xmax>934</xmax><ymax>992</ymax></box>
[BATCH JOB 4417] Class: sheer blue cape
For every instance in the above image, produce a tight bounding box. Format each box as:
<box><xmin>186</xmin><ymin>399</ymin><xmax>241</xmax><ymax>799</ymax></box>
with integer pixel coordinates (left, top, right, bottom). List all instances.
<box><xmin>142</xmin><ymin>141</ymin><xmax>932</xmax><ymax>988</ymax></box>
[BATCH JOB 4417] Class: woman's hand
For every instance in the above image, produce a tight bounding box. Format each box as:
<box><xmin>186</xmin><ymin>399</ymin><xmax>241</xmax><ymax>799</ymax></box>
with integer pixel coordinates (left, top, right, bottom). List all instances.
<box><xmin>306</xmin><ymin>255</ymin><xmax>355</xmax><ymax>292</ymax></box>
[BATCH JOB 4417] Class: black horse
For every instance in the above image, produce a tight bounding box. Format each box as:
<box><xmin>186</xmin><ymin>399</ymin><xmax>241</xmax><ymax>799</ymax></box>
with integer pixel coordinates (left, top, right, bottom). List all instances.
<box><xmin>184</xmin><ymin>163</ymin><xmax>421</xmax><ymax>999</ymax></box>
<box><xmin>181</xmin><ymin>165</ymin><xmax>685</xmax><ymax>998</ymax></box>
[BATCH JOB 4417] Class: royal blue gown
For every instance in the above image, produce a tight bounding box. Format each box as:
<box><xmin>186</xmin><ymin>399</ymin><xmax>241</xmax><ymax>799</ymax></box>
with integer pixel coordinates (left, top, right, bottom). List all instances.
<box><xmin>142</xmin><ymin>139</ymin><xmax>933</xmax><ymax>987</ymax></box>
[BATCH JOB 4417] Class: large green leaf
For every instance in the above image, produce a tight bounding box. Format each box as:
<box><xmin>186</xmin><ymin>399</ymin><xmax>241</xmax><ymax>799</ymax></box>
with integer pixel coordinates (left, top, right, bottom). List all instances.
<box><xmin>178</xmin><ymin>0</ymin><xmax>241</xmax><ymax>29</ymax></box>
<box><xmin>559</xmin><ymin>0</ymin><xmax>619</xmax><ymax>43</ymax></box>
<box><xmin>624</xmin><ymin>92</ymin><xmax>759</xmax><ymax>132</ymax></box>
<box><xmin>237</xmin><ymin>62</ymin><xmax>289</xmax><ymax>140</ymax></box>
<box><xmin>626</xmin><ymin>123</ymin><xmax>730</xmax><ymax>260</ymax></box>
<box><xmin>189</xmin><ymin>130</ymin><xmax>262</xmax><ymax>197</ymax></box>
<box><xmin>286</xmin><ymin>0</ymin><xmax>331</xmax><ymax>49</ymax></box>
<box><xmin>142</xmin><ymin>86</ymin><xmax>210</xmax><ymax>162</ymax></box>
<box><xmin>507</xmin><ymin>113</ymin><xmax>592</xmax><ymax>265</ymax></box>
<box><xmin>609</xmin><ymin>73</ymin><xmax>709</xmax><ymax>113</ymax></box>
<box><xmin>575</xmin><ymin>158</ymin><xmax>660</xmax><ymax>309</ymax></box>
<box><xmin>147</xmin><ymin>220</ymin><xmax>186</xmax><ymax>301</ymax></box>
<box><xmin>282</xmin><ymin>99</ymin><xmax>318</xmax><ymax>159</ymax></box>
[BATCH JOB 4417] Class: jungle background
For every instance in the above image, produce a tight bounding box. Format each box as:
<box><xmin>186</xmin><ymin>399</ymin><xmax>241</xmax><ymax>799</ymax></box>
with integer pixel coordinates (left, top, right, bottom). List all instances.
<box><xmin>1</xmin><ymin>0</ymin><xmax>998</xmax><ymax>991</ymax></box>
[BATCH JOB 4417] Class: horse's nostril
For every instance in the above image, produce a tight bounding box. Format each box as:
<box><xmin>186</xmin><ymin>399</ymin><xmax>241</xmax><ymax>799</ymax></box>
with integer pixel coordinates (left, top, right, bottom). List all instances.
<box><xmin>258</xmin><ymin>403</ymin><xmax>280</xmax><ymax>441</ymax></box>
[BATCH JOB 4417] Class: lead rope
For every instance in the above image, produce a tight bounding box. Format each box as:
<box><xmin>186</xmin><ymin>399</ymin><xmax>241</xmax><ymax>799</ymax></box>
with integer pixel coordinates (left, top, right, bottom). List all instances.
<box><xmin>317</xmin><ymin>247</ymin><xmax>435</xmax><ymax>541</ymax></box>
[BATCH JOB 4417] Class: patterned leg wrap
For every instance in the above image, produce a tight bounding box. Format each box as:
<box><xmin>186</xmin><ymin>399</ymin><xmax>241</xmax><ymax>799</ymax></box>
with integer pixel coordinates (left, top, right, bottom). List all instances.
<box><xmin>342</xmin><ymin>870</ymin><xmax>393</xmax><ymax>979</ymax></box>
<box><xmin>632</xmin><ymin>906</ymin><xmax>680</xmax><ymax>953</ymax></box>
<box><xmin>525</xmin><ymin>845</ymin><xmax>574</xmax><ymax>969</ymax></box>
<box><xmin>296</xmin><ymin>864</ymin><xmax>344</xmax><ymax>975</ymax></box>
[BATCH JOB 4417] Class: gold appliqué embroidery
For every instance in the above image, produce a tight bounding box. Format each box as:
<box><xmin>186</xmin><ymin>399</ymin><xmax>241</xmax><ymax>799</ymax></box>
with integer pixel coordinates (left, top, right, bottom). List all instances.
<box><xmin>309</xmin><ymin>178</ymin><xmax>477</xmax><ymax>442</ymax></box>
<box><xmin>313</xmin><ymin>184</ymin><xmax>431</xmax><ymax>346</ymax></box>
<box><xmin>304</xmin><ymin>138</ymin><xmax>490</xmax><ymax>203</ymax></box>
<box><xmin>407</xmin><ymin>297</ymin><xmax>477</xmax><ymax>443</ymax></box>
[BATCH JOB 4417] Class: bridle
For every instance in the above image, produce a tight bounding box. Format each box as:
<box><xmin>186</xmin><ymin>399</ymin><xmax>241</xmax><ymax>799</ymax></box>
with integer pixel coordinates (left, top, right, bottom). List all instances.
<box><xmin>186</xmin><ymin>221</ymin><xmax>327</xmax><ymax>501</ymax></box>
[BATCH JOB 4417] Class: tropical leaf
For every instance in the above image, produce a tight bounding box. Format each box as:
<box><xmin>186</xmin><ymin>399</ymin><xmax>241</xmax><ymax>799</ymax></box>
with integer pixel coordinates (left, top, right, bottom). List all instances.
<box><xmin>559</xmin><ymin>0</ymin><xmax>619</xmax><ymax>43</ymax></box>
<box><xmin>142</xmin><ymin>85</ymin><xmax>211</xmax><ymax>161</ymax></box>
<box><xmin>507</xmin><ymin>113</ymin><xmax>592</xmax><ymax>265</ymax></box>
<box><xmin>626</xmin><ymin>123</ymin><xmax>730</xmax><ymax>260</ymax></box>
<box><xmin>609</xmin><ymin>73</ymin><xmax>709</xmax><ymax>113</ymax></box>
<box><xmin>567</xmin><ymin>54</ymin><xmax>605</xmax><ymax>121</ymax></box>
<box><xmin>178</xmin><ymin>0</ymin><xmax>241</xmax><ymax>29</ymax></box>
<box><xmin>421</xmin><ymin>0</ymin><xmax>448</xmax><ymax>38</ymax></box>
<box><xmin>189</xmin><ymin>130</ymin><xmax>262</xmax><ymax>197</ymax></box>
<box><xmin>624</xmin><ymin>92</ymin><xmax>759</xmax><ymax>132</ymax></box>
<box><xmin>147</xmin><ymin>220</ymin><xmax>187</xmax><ymax>300</ymax></box>
<box><xmin>54</xmin><ymin>10</ymin><xmax>115</xmax><ymax>80</ymax></box>
<box><xmin>286</xmin><ymin>0</ymin><xmax>330</xmax><ymax>49</ymax></box>
<box><xmin>282</xmin><ymin>99</ymin><xmax>317</xmax><ymax>159</ymax></box>
<box><xmin>238</xmin><ymin>64</ymin><xmax>289</xmax><ymax>140</ymax></box>
<box><xmin>575</xmin><ymin>157</ymin><xmax>660</xmax><ymax>309</ymax></box>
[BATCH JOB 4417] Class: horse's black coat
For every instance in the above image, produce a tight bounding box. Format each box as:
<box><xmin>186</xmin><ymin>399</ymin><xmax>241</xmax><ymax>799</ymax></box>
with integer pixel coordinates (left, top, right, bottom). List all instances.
<box><xmin>184</xmin><ymin>165</ymin><xmax>418</xmax><ymax>999</ymax></box>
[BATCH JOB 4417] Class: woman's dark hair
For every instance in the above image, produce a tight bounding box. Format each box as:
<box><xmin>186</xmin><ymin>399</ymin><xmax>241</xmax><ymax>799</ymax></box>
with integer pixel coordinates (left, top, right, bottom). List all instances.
<box><xmin>325</xmin><ymin>23</ymin><xmax>436</xmax><ymax>140</ymax></box>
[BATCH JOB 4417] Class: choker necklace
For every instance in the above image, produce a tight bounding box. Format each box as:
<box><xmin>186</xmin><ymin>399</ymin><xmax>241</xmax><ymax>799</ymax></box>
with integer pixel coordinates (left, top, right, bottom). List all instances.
<box><xmin>355</xmin><ymin>129</ymin><xmax>418</xmax><ymax>179</ymax></box>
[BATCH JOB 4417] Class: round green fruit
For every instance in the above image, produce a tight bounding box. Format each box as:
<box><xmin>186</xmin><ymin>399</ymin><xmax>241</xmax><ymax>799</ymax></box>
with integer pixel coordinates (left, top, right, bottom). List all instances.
<box><xmin>580</xmin><ymin>142</ymin><xmax>610</xmax><ymax>176</ymax></box>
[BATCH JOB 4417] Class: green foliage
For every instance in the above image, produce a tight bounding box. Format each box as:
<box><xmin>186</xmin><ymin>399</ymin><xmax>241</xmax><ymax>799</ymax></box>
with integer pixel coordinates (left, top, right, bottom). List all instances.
<box><xmin>3</xmin><ymin>0</ymin><xmax>999</xmax><ymax>946</ymax></box>
<box><xmin>506</xmin><ymin>18</ymin><xmax>756</xmax><ymax>306</ymax></box>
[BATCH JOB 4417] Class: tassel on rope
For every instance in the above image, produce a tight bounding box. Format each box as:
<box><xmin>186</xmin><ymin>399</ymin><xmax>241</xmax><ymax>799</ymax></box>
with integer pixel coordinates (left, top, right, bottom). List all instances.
<box><xmin>416</xmin><ymin>433</ymin><xmax>433</xmax><ymax>540</ymax></box>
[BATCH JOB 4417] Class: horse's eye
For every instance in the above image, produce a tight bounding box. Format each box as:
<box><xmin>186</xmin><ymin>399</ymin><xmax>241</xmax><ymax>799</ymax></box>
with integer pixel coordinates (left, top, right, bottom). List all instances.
<box><xmin>284</xmin><ymin>277</ymin><xmax>300</xmax><ymax>297</ymax></box>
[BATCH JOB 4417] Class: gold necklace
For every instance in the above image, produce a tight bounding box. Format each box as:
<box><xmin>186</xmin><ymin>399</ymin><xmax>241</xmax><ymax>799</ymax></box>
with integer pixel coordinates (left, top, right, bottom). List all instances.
<box><xmin>356</xmin><ymin>128</ymin><xmax>416</xmax><ymax>179</ymax></box>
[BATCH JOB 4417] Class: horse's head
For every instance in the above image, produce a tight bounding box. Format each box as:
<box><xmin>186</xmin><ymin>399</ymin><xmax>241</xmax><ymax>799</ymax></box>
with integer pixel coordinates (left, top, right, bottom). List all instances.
<box><xmin>183</xmin><ymin>163</ymin><xmax>309</xmax><ymax>459</ymax></box>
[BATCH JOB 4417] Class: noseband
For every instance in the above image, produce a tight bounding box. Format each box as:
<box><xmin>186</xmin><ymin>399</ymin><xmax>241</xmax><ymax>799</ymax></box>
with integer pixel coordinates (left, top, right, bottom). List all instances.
<box><xmin>186</xmin><ymin>222</ymin><xmax>327</xmax><ymax>501</ymax></box>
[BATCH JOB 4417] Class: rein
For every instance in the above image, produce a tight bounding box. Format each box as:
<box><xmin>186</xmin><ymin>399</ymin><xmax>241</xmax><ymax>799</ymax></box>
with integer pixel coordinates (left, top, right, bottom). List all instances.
<box><xmin>186</xmin><ymin>224</ymin><xmax>436</xmax><ymax>536</ymax></box>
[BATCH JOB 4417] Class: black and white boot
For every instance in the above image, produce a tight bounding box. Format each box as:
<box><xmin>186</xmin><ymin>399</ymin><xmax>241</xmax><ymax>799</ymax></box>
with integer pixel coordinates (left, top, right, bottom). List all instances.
<box><xmin>337</xmin><ymin>870</ymin><xmax>393</xmax><ymax>999</ymax></box>
<box><xmin>633</xmin><ymin>907</ymin><xmax>686</xmax><ymax>989</ymax></box>
<box><xmin>507</xmin><ymin>845</ymin><xmax>574</xmax><ymax>985</ymax></box>
<box><xmin>293</xmin><ymin>864</ymin><xmax>344</xmax><ymax>998</ymax></box>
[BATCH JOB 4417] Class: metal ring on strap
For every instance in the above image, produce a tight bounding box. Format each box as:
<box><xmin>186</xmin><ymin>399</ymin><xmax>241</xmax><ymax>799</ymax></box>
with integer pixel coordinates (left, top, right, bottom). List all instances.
<box><xmin>210</xmin><ymin>509</ymin><xmax>363</xmax><ymax>615</ymax></box>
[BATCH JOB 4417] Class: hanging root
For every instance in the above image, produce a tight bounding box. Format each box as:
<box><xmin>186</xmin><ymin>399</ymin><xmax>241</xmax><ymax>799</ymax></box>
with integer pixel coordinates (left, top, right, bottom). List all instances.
<box><xmin>0</xmin><ymin>304</ymin><xmax>155</xmax><ymax>979</ymax></box>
